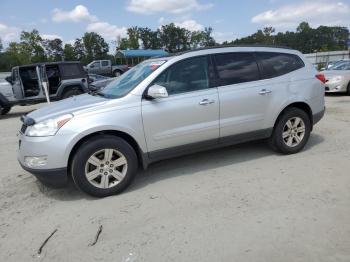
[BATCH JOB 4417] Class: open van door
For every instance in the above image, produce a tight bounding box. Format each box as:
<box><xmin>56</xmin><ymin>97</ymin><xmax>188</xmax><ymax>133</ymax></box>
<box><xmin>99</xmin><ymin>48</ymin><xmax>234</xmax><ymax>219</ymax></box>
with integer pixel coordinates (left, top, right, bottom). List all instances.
<box><xmin>11</xmin><ymin>67</ymin><xmax>24</xmax><ymax>99</ymax></box>
<box><xmin>36</xmin><ymin>66</ymin><xmax>50</xmax><ymax>104</ymax></box>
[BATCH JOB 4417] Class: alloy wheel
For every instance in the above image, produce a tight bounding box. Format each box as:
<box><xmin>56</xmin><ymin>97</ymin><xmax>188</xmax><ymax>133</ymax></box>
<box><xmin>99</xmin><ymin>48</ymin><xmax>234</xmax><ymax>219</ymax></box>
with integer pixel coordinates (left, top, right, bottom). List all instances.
<box><xmin>282</xmin><ymin>117</ymin><xmax>306</xmax><ymax>147</ymax></box>
<box><xmin>84</xmin><ymin>148</ymin><xmax>128</xmax><ymax>189</ymax></box>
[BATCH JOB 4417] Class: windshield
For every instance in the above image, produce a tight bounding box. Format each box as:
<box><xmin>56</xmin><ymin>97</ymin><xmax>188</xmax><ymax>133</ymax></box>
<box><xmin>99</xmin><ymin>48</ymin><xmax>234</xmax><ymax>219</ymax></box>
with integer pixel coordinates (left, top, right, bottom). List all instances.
<box><xmin>98</xmin><ymin>60</ymin><xmax>167</xmax><ymax>98</ymax></box>
<box><xmin>330</xmin><ymin>61</ymin><xmax>350</xmax><ymax>71</ymax></box>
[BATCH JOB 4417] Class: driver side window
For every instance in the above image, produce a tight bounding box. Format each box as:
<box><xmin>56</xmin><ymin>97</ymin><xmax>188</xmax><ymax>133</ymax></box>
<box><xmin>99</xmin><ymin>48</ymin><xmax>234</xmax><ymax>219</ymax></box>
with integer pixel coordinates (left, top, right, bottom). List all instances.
<box><xmin>153</xmin><ymin>56</ymin><xmax>209</xmax><ymax>95</ymax></box>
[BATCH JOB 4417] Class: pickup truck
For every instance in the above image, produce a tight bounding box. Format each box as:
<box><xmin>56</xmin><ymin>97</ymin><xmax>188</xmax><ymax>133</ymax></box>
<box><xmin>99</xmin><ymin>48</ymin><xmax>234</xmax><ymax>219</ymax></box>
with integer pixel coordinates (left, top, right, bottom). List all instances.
<box><xmin>85</xmin><ymin>60</ymin><xmax>129</xmax><ymax>77</ymax></box>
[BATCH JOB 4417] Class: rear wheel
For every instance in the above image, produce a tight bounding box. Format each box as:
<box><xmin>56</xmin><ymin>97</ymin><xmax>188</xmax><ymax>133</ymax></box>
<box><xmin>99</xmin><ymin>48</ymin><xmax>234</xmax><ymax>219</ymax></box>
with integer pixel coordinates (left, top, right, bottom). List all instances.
<box><xmin>347</xmin><ymin>82</ymin><xmax>350</xmax><ymax>96</ymax></box>
<box><xmin>62</xmin><ymin>88</ymin><xmax>83</xmax><ymax>99</ymax></box>
<box><xmin>113</xmin><ymin>70</ymin><xmax>122</xmax><ymax>77</ymax></box>
<box><xmin>71</xmin><ymin>135</ymin><xmax>138</xmax><ymax>197</ymax></box>
<box><xmin>269</xmin><ymin>107</ymin><xmax>311</xmax><ymax>154</ymax></box>
<box><xmin>0</xmin><ymin>106</ymin><xmax>11</xmax><ymax>115</ymax></box>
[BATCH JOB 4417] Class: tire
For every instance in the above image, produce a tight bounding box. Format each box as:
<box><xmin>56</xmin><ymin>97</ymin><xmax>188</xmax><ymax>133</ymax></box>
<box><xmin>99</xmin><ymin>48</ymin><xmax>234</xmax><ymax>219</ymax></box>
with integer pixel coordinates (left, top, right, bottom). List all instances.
<box><xmin>269</xmin><ymin>107</ymin><xmax>311</xmax><ymax>154</ymax></box>
<box><xmin>347</xmin><ymin>82</ymin><xmax>350</xmax><ymax>96</ymax></box>
<box><xmin>113</xmin><ymin>70</ymin><xmax>122</xmax><ymax>77</ymax></box>
<box><xmin>62</xmin><ymin>88</ymin><xmax>83</xmax><ymax>99</ymax></box>
<box><xmin>71</xmin><ymin>135</ymin><xmax>138</xmax><ymax>197</ymax></box>
<box><xmin>0</xmin><ymin>106</ymin><xmax>11</xmax><ymax>115</ymax></box>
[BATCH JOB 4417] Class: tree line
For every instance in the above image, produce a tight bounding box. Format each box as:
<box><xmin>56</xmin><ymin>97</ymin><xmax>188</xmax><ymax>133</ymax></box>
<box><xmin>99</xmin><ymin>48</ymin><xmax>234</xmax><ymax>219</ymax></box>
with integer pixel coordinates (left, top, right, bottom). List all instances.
<box><xmin>0</xmin><ymin>22</ymin><xmax>348</xmax><ymax>71</ymax></box>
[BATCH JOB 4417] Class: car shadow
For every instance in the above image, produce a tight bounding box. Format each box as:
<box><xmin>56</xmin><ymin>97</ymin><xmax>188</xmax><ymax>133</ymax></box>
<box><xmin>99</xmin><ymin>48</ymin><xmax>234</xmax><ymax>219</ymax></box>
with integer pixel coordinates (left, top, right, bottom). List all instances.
<box><xmin>0</xmin><ymin>112</ymin><xmax>25</xmax><ymax>120</ymax></box>
<box><xmin>41</xmin><ymin>133</ymin><xmax>325</xmax><ymax>201</ymax></box>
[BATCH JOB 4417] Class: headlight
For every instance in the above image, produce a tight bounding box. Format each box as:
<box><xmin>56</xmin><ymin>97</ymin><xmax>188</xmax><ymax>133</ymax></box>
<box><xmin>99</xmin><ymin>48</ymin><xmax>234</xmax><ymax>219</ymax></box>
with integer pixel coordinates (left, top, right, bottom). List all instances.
<box><xmin>26</xmin><ymin>114</ymin><xmax>73</xmax><ymax>137</ymax></box>
<box><xmin>331</xmin><ymin>76</ymin><xmax>343</xmax><ymax>82</ymax></box>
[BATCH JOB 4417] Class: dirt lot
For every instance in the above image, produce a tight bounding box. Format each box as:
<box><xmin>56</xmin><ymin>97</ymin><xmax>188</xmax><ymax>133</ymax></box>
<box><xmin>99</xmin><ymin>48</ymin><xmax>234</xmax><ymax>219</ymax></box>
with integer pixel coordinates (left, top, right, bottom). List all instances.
<box><xmin>0</xmin><ymin>96</ymin><xmax>349</xmax><ymax>262</ymax></box>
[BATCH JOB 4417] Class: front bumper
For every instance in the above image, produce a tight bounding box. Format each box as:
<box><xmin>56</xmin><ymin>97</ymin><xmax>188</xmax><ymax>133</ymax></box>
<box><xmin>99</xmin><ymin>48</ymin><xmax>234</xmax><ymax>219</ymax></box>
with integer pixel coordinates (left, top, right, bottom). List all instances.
<box><xmin>17</xmin><ymin>131</ymin><xmax>75</xmax><ymax>186</ymax></box>
<box><xmin>19</xmin><ymin>162</ymin><xmax>67</xmax><ymax>187</ymax></box>
<box><xmin>325</xmin><ymin>81</ymin><xmax>347</xmax><ymax>93</ymax></box>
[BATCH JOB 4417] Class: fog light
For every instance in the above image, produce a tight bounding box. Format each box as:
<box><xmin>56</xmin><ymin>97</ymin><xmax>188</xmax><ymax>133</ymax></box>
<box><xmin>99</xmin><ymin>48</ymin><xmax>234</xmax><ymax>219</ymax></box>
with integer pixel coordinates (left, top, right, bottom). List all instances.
<box><xmin>24</xmin><ymin>156</ymin><xmax>47</xmax><ymax>168</ymax></box>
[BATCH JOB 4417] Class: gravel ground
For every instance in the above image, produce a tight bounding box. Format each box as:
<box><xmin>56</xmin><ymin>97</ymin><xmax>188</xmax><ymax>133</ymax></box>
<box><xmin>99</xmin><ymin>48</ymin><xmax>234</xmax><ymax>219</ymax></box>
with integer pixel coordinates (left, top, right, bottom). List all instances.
<box><xmin>0</xmin><ymin>95</ymin><xmax>349</xmax><ymax>262</ymax></box>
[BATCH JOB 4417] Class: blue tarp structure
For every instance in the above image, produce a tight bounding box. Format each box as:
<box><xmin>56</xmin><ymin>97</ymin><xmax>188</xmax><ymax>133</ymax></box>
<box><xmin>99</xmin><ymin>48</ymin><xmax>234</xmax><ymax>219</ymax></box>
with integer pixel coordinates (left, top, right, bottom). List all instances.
<box><xmin>116</xmin><ymin>49</ymin><xmax>168</xmax><ymax>58</ymax></box>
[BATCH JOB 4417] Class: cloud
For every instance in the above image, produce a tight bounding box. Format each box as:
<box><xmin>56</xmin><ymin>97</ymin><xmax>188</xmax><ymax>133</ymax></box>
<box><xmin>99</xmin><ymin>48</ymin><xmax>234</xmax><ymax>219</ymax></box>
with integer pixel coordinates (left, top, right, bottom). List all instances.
<box><xmin>212</xmin><ymin>32</ymin><xmax>237</xmax><ymax>43</ymax></box>
<box><xmin>0</xmin><ymin>23</ymin><xmax>20</xmax><ymax>42</ymax></box>
<box><xmin>87</xmin><ymin>22</ymin><xmax>127</xmax><ymax>40</ymax></box>
<box><xmin>175</xmin><ymin>20</ymin><xmax>204</xmax><ymax>31</ymax></box>
<box><xmin>52</xmin><ymin>5</ymin><xmax>97</xmax><ymax>23</ymax></box>
<box><xmin>251</xmin><ymin>1</ymin><xmax>350</xmax><ymax>30</ymax></box>
<box><xmin>126</xmin><ymin>0</ymin><xmax>213</xmax><ymax>14</ymax></box>
<box><xmin>41</xmin><ymin>34</ymin><xmax>63</xmax><ymax>40</ymax></box>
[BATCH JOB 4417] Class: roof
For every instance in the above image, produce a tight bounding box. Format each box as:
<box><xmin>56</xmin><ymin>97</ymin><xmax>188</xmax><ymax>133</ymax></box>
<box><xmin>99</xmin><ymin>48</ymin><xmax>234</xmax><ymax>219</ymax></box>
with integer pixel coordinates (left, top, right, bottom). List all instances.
<box><xmin>116</xmin><ymin>49</ymin><xmax>168</xmax><ymax>58</ymax></box>
<box><xmin>18</xmin><ymin>61</ymin><xmax>82</xmax><ymax>68</ymax></box>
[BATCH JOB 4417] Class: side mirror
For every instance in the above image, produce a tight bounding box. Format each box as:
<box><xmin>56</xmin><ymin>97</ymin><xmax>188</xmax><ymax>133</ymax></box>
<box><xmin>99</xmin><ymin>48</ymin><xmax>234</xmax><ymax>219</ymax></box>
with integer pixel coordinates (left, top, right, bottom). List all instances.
<box><xmin>147</xmin><ymin>84</ymin><xmax>168</xmax><ymax>99</ymax></box>
<box><xmin>5</xmin><ymin>76</ymin><xmax>13</xmax><ymax>85</ymax></box>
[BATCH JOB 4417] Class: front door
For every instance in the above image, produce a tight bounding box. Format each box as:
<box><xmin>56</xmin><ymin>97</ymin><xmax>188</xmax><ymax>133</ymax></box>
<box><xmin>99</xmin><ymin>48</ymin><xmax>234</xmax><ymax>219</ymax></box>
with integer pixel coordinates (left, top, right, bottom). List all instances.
<box><xmin>142</xmin><ymin>56</ymin><xmax>220</xmax><ymax>158</ymax></box>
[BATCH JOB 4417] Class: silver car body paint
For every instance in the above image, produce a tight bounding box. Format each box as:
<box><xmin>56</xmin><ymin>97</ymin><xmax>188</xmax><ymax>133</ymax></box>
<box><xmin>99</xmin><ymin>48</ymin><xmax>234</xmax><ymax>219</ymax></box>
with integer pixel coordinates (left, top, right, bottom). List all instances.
<box><xmin>18</xmin><ymin>47</ymin><xmax>325</xmax><ymax>173</ymax></box>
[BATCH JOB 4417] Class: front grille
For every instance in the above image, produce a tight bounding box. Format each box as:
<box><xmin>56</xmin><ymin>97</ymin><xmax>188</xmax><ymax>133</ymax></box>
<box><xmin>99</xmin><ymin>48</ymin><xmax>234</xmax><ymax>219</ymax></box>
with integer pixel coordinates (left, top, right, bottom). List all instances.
<box><xmin>20</xmin><ymin>124</ymin><xmax>27</xmax><ymax>134</ymax></box>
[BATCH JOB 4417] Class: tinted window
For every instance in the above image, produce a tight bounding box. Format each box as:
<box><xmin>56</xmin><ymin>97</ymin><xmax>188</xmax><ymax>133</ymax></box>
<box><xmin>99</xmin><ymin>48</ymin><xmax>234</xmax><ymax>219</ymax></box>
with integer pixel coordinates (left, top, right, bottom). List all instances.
<box><xmin>256</xmin><ymin>52</ymin><xmax>304</xmax><ymax>79</ymax></box>
<box><xmin>154</xmin><ymin>56</ymin><xmax>209</xmax><ymax>95</ymax></box>
<box><xmin>60</xmin><ymin>64</ymin><xmax>84</xmax><ymax>79</ymax></box>
<box><xmin>101</xmin><ymin>61</ymin><xmax>109</xmax><ymax>67</ymax></box>
<box><xmin>91</xmin><ymin>61</ymin><xmax>100</xmax><ymax>67</ymax></box>
<box><xmin>214</xmin><ymin>52</ymin><xmax>260</xmax><ymax>86</ymax></box>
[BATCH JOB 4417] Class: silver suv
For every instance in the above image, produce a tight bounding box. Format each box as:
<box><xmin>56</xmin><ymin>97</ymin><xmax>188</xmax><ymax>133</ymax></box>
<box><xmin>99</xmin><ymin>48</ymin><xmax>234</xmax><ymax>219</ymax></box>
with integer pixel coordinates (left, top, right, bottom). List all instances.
<box><xmin>18</xmin><ymin>46</ymin><xmax>325</xmax><ymax>197</ymax></box>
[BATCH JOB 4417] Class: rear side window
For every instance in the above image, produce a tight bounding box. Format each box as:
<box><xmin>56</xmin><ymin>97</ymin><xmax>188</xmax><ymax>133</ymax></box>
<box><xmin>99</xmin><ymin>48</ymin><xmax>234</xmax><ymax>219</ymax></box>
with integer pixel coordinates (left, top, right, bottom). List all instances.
<box><xmin>213</xmin><ymin>52</ymin><xmax>260</xmax><ymax>86</ymax></box>
<box><xmin>101</xmin><ymin>61</ymin><xmax>109</xmax><ymax>67</ymax></box>
<box><xmin>59</xmin><ymin>64</ymin><xmax>85</xmax><ymax>79</ymax></box>
<box><xmin>256</xmin><ymin>52</ymin><xmax>304</xmax><ymax>79</ymax></box>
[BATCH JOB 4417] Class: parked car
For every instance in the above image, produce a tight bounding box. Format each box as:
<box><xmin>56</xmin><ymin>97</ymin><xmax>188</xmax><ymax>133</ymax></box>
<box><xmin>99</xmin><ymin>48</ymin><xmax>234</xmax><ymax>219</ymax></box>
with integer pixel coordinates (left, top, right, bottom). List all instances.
<box><xmin>0</xmin><ymin>62</ymin><xmax>89</xmax><ymax>115</ymax></box>
<box><xmin>89</xmin><ymin>77</ymin><xmax>116</xmax><ymax>91</ymax></box>
<box><xmin>85</xmin><ymin>60</ymin><xmax>128</xmax><ymax>77</ymax></box>
<box><xmin>322</xmin><ymin>60</ymin><xmax>350</xmax><ymax>94</ymax></box>
<box><xmin>18</xmin><ymin>46</ymin><xmax>325</xmax><ymax>197</ymax></box>
<box><xmin>88</xmin><ymin>73</ymin><xmax>111</xmax><ymax>84</ymax></box>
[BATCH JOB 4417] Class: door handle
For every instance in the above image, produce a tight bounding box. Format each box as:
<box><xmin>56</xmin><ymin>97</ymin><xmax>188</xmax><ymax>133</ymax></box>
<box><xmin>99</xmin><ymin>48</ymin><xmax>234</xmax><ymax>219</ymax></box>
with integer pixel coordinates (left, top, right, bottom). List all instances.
<box><xmin>199</xmin><ymin>99</ymin><xmax>215</xmax><ymax>105</ymax></box>
<box><xmin>259</xmin><ymin>89</ymin><xmax>272</xmax><ymax>95</ymax></box>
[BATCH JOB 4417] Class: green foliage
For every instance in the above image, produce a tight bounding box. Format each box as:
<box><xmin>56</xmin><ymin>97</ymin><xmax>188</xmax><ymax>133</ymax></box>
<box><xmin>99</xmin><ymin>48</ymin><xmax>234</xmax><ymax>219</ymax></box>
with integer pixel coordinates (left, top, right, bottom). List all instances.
<box><xmin>226</xmin><ymin>22</ymin><xmax>349</xmax><ymax>53</ymax></box>
<box><xmin>82</xmin><ymin>32</ymin><xmax>109</xmax><ymax>63</ymax></box>
<box><xmin>43</xmin><ymin>38</ymin><xmax>63</xmax><ymax>61</ymax></box>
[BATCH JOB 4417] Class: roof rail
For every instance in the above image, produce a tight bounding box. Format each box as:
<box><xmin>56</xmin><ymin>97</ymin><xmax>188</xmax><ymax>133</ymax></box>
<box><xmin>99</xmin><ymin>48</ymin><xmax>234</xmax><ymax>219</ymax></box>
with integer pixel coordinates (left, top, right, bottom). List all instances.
<box><xmin>167</xmin><ymin>44</ymin><xmax>295</xmax><ymax>56</ymax></box>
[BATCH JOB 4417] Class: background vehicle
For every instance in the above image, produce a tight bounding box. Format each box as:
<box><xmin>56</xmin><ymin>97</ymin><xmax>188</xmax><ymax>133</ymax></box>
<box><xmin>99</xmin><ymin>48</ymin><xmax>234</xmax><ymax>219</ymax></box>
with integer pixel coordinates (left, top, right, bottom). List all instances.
<box><xmin>18</xmin><ymin>46</ymin><xmax>325</xmax><ymax>197</ymax></box>
<box><xmin>0</xmin><ymin>62</ymin><xmax>89</xmax><ymax>115</ymax></box>
<box><xmin>85</xmin><ymin>60</ymin><xmax>128</xmax><ymax>77</ymax></box>
<box><xmin>88</xmin><ymin>73</ymin><xmax>111</xmax><ymax>84</ymax></box>
<box><xmin>322</xmin><ymin>60</ymin><xmax>350</xmax><ymax>94</ymax></box>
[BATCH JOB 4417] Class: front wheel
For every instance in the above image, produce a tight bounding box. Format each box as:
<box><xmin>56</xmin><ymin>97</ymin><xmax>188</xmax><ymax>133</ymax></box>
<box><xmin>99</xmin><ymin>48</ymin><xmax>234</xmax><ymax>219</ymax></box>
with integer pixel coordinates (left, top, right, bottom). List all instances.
<box><xmin>269</xmin><ymin>107</ymin><xmax>311</xmax><ymax>154</ymax></box>
<box><xmin>71</xmin><ymin>135</ymin><xmax>138</xmax><ymax>197</ymax></box>
<box><xmin>0</xmin><ymin>106</ymin><xmax>11</xmax><ymax>115</ymax></box>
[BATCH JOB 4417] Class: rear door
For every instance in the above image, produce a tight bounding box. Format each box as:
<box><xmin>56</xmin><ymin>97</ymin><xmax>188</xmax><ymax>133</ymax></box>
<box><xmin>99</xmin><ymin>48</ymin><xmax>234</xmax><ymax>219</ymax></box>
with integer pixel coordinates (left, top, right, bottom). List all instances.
<box><xmin>101</xmin><ymin>60</ymin><xmax>110</xmax><ymax>75</ymax></box>
<box><xmin>212</xmin><ymin>52</ymin><xmax>272</xmax><ymax>140</ymax></box>
<box><xmin>142</xmin><ymin>56</ymin><xmax>220</xmax><ymax>157</ymax></box>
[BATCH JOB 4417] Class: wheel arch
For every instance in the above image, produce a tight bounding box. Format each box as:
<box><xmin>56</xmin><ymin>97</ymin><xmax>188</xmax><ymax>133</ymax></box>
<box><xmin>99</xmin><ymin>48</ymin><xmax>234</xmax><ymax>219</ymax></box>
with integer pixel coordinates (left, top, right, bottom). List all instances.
<box><xmin>273</xmin><ymin>101</ymin><xmax>313</xmax><ymax>131</ymax></box>
<box><xmin>57</xmin><ymin>83</ymin><xmax>86</xmax><ymax>97</ymax></box>
<box><xmin>67</xmin><ymin>130</ymin><xmax>149</xmax><ymax>174</ymax></box>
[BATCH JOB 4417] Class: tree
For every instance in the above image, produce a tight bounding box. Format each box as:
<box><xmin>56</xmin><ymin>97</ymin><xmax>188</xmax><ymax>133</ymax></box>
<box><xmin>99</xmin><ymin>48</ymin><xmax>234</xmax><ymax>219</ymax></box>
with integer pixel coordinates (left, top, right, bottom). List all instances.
<box><xmin>127</xmin><ymin>26</ymin><xmax>140</xmax><ymax>49</ymax></box>
<box><xmin>63</xmin><ymin>43</ymin><xmax>76</xmax><ymax>61</ymax></box>
<box><xmin>73</xmin><ymin>38</ymin><xmax>86</xmax><ymax>61</ymax></box>
<box><xmin>43</xmin><ymin>38</ymin><xmax>63</xmax><ymax>61</ymax></box>
<box><xmin>0</xmin><ymin>37</ymin><xmax>3</xmax><ymax>52</ymax></box>
<box><xmin>138</xmin><ymin>27</ymin><xmax>161</xmax><ymax>49</ymax></box>
<box><xmin>202</xmin><ymin>27</ymin><xmax>216</xmax><ymax>47</ymax></box>
<box><xmin>20</xmin><ymin>29</ymin><xmax>46</xmax><ymax>62</ymax></box>
<box><xmin>82</xmin><ymin>32</ymin><xmax>109</xmax><ymax>62</ymax></box>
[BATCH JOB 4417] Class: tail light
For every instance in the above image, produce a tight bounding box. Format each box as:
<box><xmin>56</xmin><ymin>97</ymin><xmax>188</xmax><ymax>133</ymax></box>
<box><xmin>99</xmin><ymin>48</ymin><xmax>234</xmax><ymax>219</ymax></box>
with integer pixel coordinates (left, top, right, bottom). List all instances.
<box><xmin>316</xmin><ymin>74</ymin><xmax>326</xmax><ymax>84</ymax></box>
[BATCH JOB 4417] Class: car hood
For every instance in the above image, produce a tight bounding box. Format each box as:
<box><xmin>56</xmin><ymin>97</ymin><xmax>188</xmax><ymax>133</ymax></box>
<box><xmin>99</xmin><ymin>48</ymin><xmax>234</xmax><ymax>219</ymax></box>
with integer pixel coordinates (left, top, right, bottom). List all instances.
<box><xmin>27</xmin><ymin>94</ymin><xmax>108</xmax><ymax>122</ymax></box>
